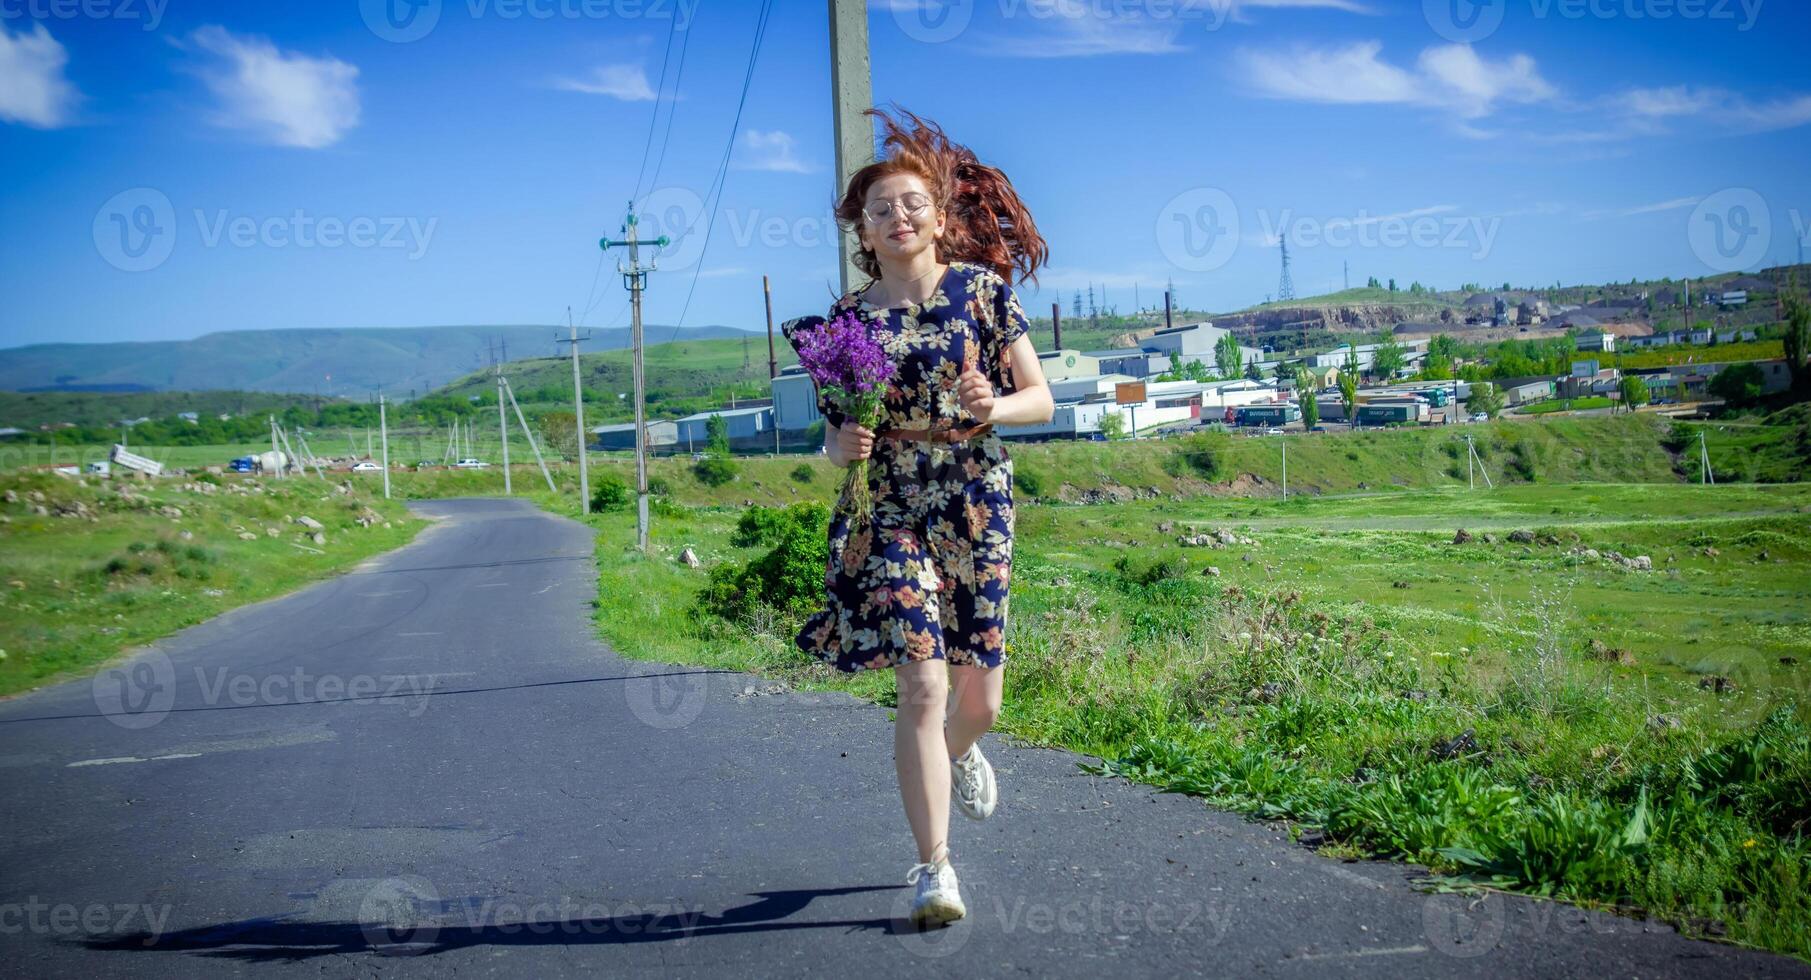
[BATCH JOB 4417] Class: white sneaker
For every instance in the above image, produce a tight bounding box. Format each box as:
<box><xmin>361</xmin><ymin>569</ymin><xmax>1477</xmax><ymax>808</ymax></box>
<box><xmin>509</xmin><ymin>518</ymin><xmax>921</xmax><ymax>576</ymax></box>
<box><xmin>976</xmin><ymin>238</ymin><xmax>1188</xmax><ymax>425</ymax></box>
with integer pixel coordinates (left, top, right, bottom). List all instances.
<box><xmin>906</xmin><ymin>856</ymin><xmax>966</xmax><ymax>927</ymax></box>
<box><xmin>951</xmin><ymin>743</ymin><xmax>998</xmax><ymax>821</ymax></box>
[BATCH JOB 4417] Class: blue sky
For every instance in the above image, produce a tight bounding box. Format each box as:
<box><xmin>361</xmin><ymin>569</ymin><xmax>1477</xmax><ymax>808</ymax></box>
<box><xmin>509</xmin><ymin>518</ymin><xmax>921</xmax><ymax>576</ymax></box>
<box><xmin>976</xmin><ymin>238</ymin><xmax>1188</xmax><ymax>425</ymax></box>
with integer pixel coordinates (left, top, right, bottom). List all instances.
<box><xmin>1</xmin><ymin>0</ymin><xmax>1808</xmax><ymax>350</ymax></box>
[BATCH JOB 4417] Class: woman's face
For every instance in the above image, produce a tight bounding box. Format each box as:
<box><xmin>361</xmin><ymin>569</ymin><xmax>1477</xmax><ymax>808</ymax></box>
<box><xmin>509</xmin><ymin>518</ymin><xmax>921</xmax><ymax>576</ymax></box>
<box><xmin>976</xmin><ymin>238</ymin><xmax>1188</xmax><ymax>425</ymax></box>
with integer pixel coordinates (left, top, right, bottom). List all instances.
<box><xmin>857</xmin><ymin>172</ymin><xmax>943</xmax><ymax>267</ymax></box>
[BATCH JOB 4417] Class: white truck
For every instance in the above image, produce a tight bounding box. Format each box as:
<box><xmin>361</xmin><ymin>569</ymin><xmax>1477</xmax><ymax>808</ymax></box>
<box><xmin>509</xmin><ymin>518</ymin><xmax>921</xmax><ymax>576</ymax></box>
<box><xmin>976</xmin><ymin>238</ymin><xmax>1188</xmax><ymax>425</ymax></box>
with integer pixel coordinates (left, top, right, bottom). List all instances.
<box><xmin>110</xmin><ymin>444</ymin><xmax>164</xmax><ymax>477</ymax></box>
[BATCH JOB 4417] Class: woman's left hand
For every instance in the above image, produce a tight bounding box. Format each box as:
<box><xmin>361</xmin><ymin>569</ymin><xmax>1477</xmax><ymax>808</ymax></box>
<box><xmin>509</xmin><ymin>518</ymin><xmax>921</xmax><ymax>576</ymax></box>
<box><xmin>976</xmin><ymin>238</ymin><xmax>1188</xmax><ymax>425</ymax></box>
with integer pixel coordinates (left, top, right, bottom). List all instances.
<box><xmin>957</xmin><ymin>366</ymin><xmax>995</xmax><ymax>424</ymax></box>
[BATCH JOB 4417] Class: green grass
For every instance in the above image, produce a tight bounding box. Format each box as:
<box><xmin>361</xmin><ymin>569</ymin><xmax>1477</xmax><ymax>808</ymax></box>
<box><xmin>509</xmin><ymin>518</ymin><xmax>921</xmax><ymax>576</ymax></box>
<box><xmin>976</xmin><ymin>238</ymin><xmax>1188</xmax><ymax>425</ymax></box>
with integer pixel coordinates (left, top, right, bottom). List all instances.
<box><xmin>0</xmin><ymin>469</ymin><xmax>422</xmax><ymax>696</ymax></box>
<box><xmin>1616</xmin><ymin>340</ymin><xmax>1785</xmax><ymax>370</ymax></box>
<box><xmin>534</xmin><ymin>475</ymin><xmax>1811</xmax><ymax>960</ymax></box>
<box><xmin>1520</xmin><ymin>397</ymin><xmax>1615</xmax><ymax>415</ymax></box>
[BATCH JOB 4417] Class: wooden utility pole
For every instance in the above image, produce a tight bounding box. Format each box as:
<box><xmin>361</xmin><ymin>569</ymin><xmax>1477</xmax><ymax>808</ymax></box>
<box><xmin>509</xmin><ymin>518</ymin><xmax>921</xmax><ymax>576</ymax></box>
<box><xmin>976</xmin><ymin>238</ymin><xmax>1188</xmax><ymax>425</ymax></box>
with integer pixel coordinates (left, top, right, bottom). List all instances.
<box><xmin>601</xmin><ymin>202</ymin><xmax>671</xmax><ymax>552</ymax></box>
<box><xmin>764</xmin><ymin>274</ymin><xmax>780</xmax><ymax>456</ymax></box>
<box><xmin>828</xmin><ymin>0</ymin><xmax>874</xmax><ymax>296</ymax></box>
<box><xmin>562</xmin><ymin>307</ymin><xmax>593</xmax><ymax>513</ymax></box>
<box><xmin>1164</xmin><ymin>290</ymin><xmax>1173</xmax><ymax>332</ymax></box>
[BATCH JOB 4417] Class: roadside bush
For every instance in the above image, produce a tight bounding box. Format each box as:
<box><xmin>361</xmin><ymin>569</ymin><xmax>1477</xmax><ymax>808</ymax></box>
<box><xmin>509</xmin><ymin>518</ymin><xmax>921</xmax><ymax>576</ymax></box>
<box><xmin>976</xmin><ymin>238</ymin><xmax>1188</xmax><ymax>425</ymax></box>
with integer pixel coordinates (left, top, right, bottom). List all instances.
<box><xmin>590</xmin><ymin>473</ymin><xmax>632</xmax><ymax>512</ymax></box>
<box><xmin>647</xmin><ymin>475</ymin><xmax>672</xmax><ymax>496</ymax></box>
<box><xmin>1163</xmin><ymin>432</ymin><xmax>1230</xmax><ymax>480</ymax></box>
<box><xmin>731</xmin><ymin>502</ymin><xmax>829</xmax><ymax>549</ymax></box>
<box><xmin>1113</xmin><ymin>551</ymin><xmax>1189</xmax><ymax>586</ymax></box>
<box><xmin>1013</xmin><ymin>466</ymin><xmax>1045</xmax><ymax>497</ymax></box>
<box><xmin>697</xmin><ymin>506</ymin><xmax>828</xmax><ymax>625</ymax></box>
<box><xmin>789</xmin><ymin>463</ymin><xmax>815</xmax><ymax>484</ymax></box>
<box><xmin>694</xmin><ymin>455</ymin><xmax>738</xmax><ymax>487</ymax></box>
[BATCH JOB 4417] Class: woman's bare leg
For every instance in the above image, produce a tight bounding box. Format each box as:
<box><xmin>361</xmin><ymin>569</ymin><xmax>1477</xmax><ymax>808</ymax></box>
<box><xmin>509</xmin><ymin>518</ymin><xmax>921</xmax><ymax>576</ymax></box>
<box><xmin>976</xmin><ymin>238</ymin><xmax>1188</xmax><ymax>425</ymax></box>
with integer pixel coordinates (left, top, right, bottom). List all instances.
<box><xmin>945</xmin><ymin>663</ymin><xmax>1003</xmax><ymax>761</ymax></box>
<box><xmin>894</xmin><ymin>658</ymin><xmax>951</xmax><ymax>864</ymax></box>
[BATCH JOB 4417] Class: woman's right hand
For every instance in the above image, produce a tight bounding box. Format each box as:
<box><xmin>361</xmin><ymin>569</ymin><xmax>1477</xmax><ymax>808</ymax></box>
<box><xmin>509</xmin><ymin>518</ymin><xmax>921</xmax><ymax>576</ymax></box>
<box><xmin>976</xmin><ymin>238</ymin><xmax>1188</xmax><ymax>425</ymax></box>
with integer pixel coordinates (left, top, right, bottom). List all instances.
<box><xmin>834</xmin><ymin>421</ymin><xmax>875</xmax><ymax>466</ymax></box>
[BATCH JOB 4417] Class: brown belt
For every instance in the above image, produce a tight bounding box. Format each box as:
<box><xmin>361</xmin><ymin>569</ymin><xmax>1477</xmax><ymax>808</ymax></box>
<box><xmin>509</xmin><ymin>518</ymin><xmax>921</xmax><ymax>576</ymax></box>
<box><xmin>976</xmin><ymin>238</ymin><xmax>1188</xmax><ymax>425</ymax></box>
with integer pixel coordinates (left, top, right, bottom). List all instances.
<box><xmin>876</xmin><ymin>423</ymin><xmax>994</xmax><ymax>444</ymax></box>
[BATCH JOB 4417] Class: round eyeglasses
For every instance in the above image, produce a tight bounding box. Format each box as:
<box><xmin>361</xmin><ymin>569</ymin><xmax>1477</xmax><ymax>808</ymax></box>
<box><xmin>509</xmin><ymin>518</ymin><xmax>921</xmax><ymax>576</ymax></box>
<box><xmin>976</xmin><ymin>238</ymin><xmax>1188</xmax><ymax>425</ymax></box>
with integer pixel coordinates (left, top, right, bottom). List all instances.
<box><xmin>862</xmin><ymin>194</ymin><xmax>933</xmax><ymax>224</ymax></box>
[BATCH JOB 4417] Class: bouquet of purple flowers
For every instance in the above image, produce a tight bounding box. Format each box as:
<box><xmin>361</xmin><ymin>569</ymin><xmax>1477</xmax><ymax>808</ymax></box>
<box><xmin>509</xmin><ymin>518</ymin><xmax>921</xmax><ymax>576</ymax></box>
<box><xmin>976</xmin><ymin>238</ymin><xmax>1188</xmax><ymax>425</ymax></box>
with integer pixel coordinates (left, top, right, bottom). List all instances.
<box><xmin>790</xmin><ymin>309</ymin><xmax>897</xmax><ymax>531</ymax></box>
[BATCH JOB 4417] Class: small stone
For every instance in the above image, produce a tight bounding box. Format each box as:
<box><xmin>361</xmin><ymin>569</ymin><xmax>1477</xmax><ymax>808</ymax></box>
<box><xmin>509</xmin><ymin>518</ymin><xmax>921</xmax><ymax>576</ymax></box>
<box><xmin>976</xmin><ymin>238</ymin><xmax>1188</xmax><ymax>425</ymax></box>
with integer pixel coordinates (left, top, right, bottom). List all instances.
<box><xmin>1646</xmin><ymin>714</ymin><xmax>1682</xmax><ymax>733</ymax></box>
<box><xmin>679</xmin><ymin>546</ymin><xmax>701</xmax><ymax>569</ymax></box>
<box><xmin>1508</xmin><ymin>529</ymin><xmax>1535</xmax><ymax>544</ymax></box>
<box><xmin>1698</xmin><ymin>675</ymin><xmax>1736</xmax><ymax>694</ymax></box>
<box><xmin>311</xmin><ymin>532</ymin><xmax>326</xmax><ymax>546</ymax></box>
<box><xmin>179</xmin><ymin>530</ymin><xmax>193</xmax><ymax>540</ymax></box>
<box><xmin>1203</xmin><ymin>566</ymin><xmax>1221</xmax><ymax>578</ymax></box>
<box><xmin>1452</xmin><ymin>528</ymin><xmax>1472</xmax><ymax>545</ymax></box>
<box><xmin>238</xmin><ymin>531</ymin><xmax>258</xmax><ymax>541</ymax></box>
<box><xmin>295</xmin><ymin>515</ymin><xmax>325</xmax><ymax>531</ymax></box>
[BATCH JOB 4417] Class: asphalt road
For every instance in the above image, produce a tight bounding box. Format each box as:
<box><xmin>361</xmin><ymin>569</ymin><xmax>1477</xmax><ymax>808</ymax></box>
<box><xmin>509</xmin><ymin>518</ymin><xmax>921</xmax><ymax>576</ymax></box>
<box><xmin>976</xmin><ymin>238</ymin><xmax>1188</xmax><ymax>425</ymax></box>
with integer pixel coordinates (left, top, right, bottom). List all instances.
<box><xmin>0</xmin><ymin>497</ymin><xmax>1802</xmax><ymax>977</ymax></box>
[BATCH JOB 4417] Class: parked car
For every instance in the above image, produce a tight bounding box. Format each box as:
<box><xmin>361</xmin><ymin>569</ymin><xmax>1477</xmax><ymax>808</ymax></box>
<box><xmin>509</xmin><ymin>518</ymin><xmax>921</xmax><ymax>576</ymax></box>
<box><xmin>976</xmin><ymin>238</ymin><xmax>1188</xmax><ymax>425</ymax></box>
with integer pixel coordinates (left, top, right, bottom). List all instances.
<box><xmin>691</xmin><ymin>452</ymin><xmax>708</xmax><ymax>461</ymax></box>
<box><xmin>351</xmin><ymin>460</ymin><xmax>382</xmax><ymax>473</ymax></box>
<box><xmin>454</xmin><ymin>458</ymin><xmax>488</xmax><ymax>469</ymax></box>
<box><xmin>230</xmin><ymin>456</ymin><xmax>256</xmax><ymax>473</ymax></box>
<box><xmin>1266</xmin><ymin>427</ymin><xmax>1285</xmax><ymax>435</ymax></box>
<box><xmin>1470</xmin><ymin>412</ymin><xmax>1489</xmax><ymax>423</ymax></box>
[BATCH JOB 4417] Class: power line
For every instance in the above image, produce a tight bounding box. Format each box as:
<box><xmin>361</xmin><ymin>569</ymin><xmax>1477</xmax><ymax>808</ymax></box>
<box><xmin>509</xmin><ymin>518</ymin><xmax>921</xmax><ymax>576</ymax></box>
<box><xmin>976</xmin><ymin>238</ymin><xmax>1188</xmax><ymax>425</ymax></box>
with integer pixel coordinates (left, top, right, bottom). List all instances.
<box><xmin>631</xmin><ymin>14</ymin><xmax>682</xmax><ymax>205</ymax></box>
<box><xmin>642</xmin><ymin>18</ymin><xmax>696</xmax><ymax>204</ymax></box>
<box><xmin>666</xmin><ymin>0</ymin><xmax>776</xmax><ymax>345</ymax></box>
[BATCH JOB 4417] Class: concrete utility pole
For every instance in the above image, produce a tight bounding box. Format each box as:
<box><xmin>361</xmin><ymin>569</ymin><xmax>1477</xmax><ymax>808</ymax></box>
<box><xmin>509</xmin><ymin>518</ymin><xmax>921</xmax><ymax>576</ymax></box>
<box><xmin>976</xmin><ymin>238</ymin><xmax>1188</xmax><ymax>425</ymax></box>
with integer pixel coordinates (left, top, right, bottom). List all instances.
<box><xmin>828</xmin><ymin>0</ymin><xmax>874</xmax><ymax>296</ymax></box>
<box><xmin>1281</xmin><ymin>432</ymin><xmax>1288</xmax><ymax>502</ymax></box>
<box><xmin>764</xmin><ymin>275</ymin><xmax>781</xmax><ymax>456</ymax></box>
<box><xmin>379</xmin><ymin>394</ymin><xmax>391</xmax><ymax>500</ymax></box>
<box><xmin>1164</xmin><ymin>290</ymin><xmax>1173</xmax><ymax>332</ymax></box>
<box><xmin>1700</xmin><ymin>429</ymin><xmax>1715</xmax><ymax>485</ymax></box>
<box><xmin>601</xmin><ymin>202</ymin><xmax>671</xmax><ymax>552</ymax></box>
<box><xmin>562</xmin><ymin>307</ymin><xmax>593</xmax><ymax>514</ymax></box>
<box><xmin>1051</xmin><ymin>302</ymin><xmax>1062</xmax><ymax>350</ymax></box>
<box><xmin>497</xmin><ymin>365</ymin><xmax>512</xmax><ymax>495</ymax></box>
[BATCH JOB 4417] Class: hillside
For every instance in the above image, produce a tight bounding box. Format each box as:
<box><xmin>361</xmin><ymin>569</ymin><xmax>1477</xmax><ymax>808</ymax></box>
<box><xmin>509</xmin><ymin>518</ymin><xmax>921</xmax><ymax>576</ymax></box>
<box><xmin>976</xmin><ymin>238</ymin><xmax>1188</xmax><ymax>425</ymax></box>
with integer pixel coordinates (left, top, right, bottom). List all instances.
<box><xmin>0</xmin><ymin>323</ymin><xmax>753</xmax><ymax>398</ymax></box>
<box><xmin>0</xmin><ymin>390</ymin><xmax>335</xmax><ymax>430</ymax></box>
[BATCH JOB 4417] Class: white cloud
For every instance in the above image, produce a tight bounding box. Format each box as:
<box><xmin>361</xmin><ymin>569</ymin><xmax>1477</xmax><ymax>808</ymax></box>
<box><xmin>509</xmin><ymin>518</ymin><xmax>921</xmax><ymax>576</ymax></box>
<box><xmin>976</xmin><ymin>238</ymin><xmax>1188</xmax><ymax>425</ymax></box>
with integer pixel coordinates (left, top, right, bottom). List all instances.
<box><xmin>0</xmin><ymin>22</ymin><xmax>79</xmax><ymax>128</ymax></box>
<box><xmin>1581</xmin><ymin>197</ymin><xmax>1701</xmax><ymax>221</ymax></box>
<box><xmin>553</xmin><ymin>64</ymin><xmax>658</xmax><ymax>101</ymax></box>
<box><xmin>734</xmin><ymin>129</ymin><xmax>812</xmax><ymax>173</ymax></box>
<box><xmin>185</xmin><ymin>26</ymin><xmax>359</xmax><ymax>149</ymax></box>
<box><xmin>1235</xmin><ymin>41</ymin><xmax>1553</xmax><ymax>122</ymax></box>
<box><xmin>1616</xmin><ymin>85</ymin><xmax>1811</xmax><ymax>135</ymax></box>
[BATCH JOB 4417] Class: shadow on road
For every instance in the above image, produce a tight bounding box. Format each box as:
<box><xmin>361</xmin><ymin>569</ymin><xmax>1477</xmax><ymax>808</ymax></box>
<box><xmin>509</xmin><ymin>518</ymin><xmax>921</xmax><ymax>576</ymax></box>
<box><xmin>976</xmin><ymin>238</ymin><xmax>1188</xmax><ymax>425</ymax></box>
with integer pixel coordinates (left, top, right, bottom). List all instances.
<box><xmin>72</xmin><ymin>886</ymin><xmax>941</xmax><ymax>962</ymax></box>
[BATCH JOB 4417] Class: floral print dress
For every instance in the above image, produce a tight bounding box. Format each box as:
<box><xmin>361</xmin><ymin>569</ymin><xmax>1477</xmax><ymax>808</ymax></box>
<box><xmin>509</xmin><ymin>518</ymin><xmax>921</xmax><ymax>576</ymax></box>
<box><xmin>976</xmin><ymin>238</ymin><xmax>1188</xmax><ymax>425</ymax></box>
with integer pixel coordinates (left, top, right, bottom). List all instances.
<box><xmin>781</xmin><ymin>260</ymin><xmax>1031</xmax><ymax>673</ymax></box>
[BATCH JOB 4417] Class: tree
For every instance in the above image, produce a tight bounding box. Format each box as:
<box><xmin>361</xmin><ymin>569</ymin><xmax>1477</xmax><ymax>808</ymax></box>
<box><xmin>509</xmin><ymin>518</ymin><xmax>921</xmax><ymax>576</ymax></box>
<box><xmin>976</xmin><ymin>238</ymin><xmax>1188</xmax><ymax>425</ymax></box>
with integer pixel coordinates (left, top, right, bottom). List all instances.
<box><xmin>1428</xmin><ymin>333</ymin><xmax>1462</xmax><ymax>363</ymax></box>
<box><xmin>1619</xmin><ymin>375</ymin><xmax>1649</xmax><ymax>413</ymax></box>
<box><xmin>1338</xmin><ymin>347</ymin><xmax>1359</xmax><ymax>426</ymax></box>
<box><xmin>1708</xmin><ymin>362</ymin><xmax>1766</xmax><ymax>409</ymax></box>
<box><xmin>1184</xmin><ymin>359</ymin><xmax>1213</xmax><ymax>383</ymax></box>
<box><xmin>1783</xmin><ymin>278</ymin><xmax>1809</xmax><ymax>396</ymax></box>
<box><xmin>1469</xmin><ymin>381</ymin><xmax>1504</xmax><ymax>419</ymax></box>
<box><xmin>1294</xmin><ymin>367</ymin><xmax>1320</xmax><ymax>429</ymax></box>
<box><xmin>1214</xmin><ymin>332</ymin><xmax>1242</xmax><ymax>380</ymax></box>
<box><xmin>706</xmin><ymin>414</ymin><xmax>730</xmax><ymax>456</ymax></box>
<box><xmin>539</xmin><ymin>409</ymin><xmax>579</xmax><ymax>459</ymax></box>
<box><xmin>1371</xmin><ymin>337</ymin><xmax>1407</xmax><ymax>379</ymax></box>
<box><xmin>1367</xmin><ymin>276</ymin><xmax>1381</xmax><ymax>289</ymax></box>
<box><xmin>1245</xmin><ymin>354</ymin><xmax>1262</xmax><ymax>381</ymax></box>
<box><xmin>1388</xmin><ymin>278</ymin><xmax>1398</xmax><ymax>292</ymax></box>
<box><xmin>1098</xmin><ymin>410</ymin><xmax>1126</xmax><ymax>440</ymax></box>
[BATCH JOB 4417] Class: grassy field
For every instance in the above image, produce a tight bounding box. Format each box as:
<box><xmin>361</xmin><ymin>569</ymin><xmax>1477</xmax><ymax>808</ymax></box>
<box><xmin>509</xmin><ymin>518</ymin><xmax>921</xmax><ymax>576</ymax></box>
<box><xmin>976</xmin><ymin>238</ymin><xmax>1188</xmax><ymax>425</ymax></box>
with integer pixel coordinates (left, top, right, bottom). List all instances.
<box><xmin>556</xmin><ymin>475</ymin><xmax>1811</xmax><ymax>958</ymax></box>
<box><xmin>0</xmin><ymin>468</ymin><xmax>422</xmax><ymax>697</ymax></box>
<box><xmin>1521</xmin><ymin>397</ymin><xmax>1615</xmax><ymax>415</ymax></box>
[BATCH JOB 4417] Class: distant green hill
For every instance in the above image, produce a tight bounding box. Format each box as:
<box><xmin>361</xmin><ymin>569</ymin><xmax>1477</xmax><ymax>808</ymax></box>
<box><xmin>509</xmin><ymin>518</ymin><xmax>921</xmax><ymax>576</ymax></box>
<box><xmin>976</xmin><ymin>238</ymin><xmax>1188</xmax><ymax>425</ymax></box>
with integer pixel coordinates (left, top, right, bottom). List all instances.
<box><xmin>0</xmin><ymin>390</ymin><xmax>331</xmax><ymax>430</ymax></box>
<box><xmin>0</xmin><ymin>324</ymin><xmax>753</xmax><ymax>398</ymax></box>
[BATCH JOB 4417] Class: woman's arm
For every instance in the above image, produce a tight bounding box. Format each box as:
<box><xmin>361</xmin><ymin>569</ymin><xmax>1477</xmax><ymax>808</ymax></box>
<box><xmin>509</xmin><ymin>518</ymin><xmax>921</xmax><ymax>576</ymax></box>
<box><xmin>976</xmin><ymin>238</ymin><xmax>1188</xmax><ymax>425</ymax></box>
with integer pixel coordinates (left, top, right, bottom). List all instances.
<box><xmin>958</xmin><ymin>333</ymin><xmax>1055</xmax><ymax>427</ymax></box>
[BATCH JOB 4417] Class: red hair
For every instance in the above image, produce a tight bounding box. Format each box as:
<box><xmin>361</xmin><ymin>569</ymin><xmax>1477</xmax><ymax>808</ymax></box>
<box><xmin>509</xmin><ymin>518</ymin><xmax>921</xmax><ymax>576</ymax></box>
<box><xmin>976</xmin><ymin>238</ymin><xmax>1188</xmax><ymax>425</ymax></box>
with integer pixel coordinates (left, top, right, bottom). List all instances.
<box><xmin>834</xmin><ymin>104</ymin><xmax>1048</xmax><ymax>289</ymax></box>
